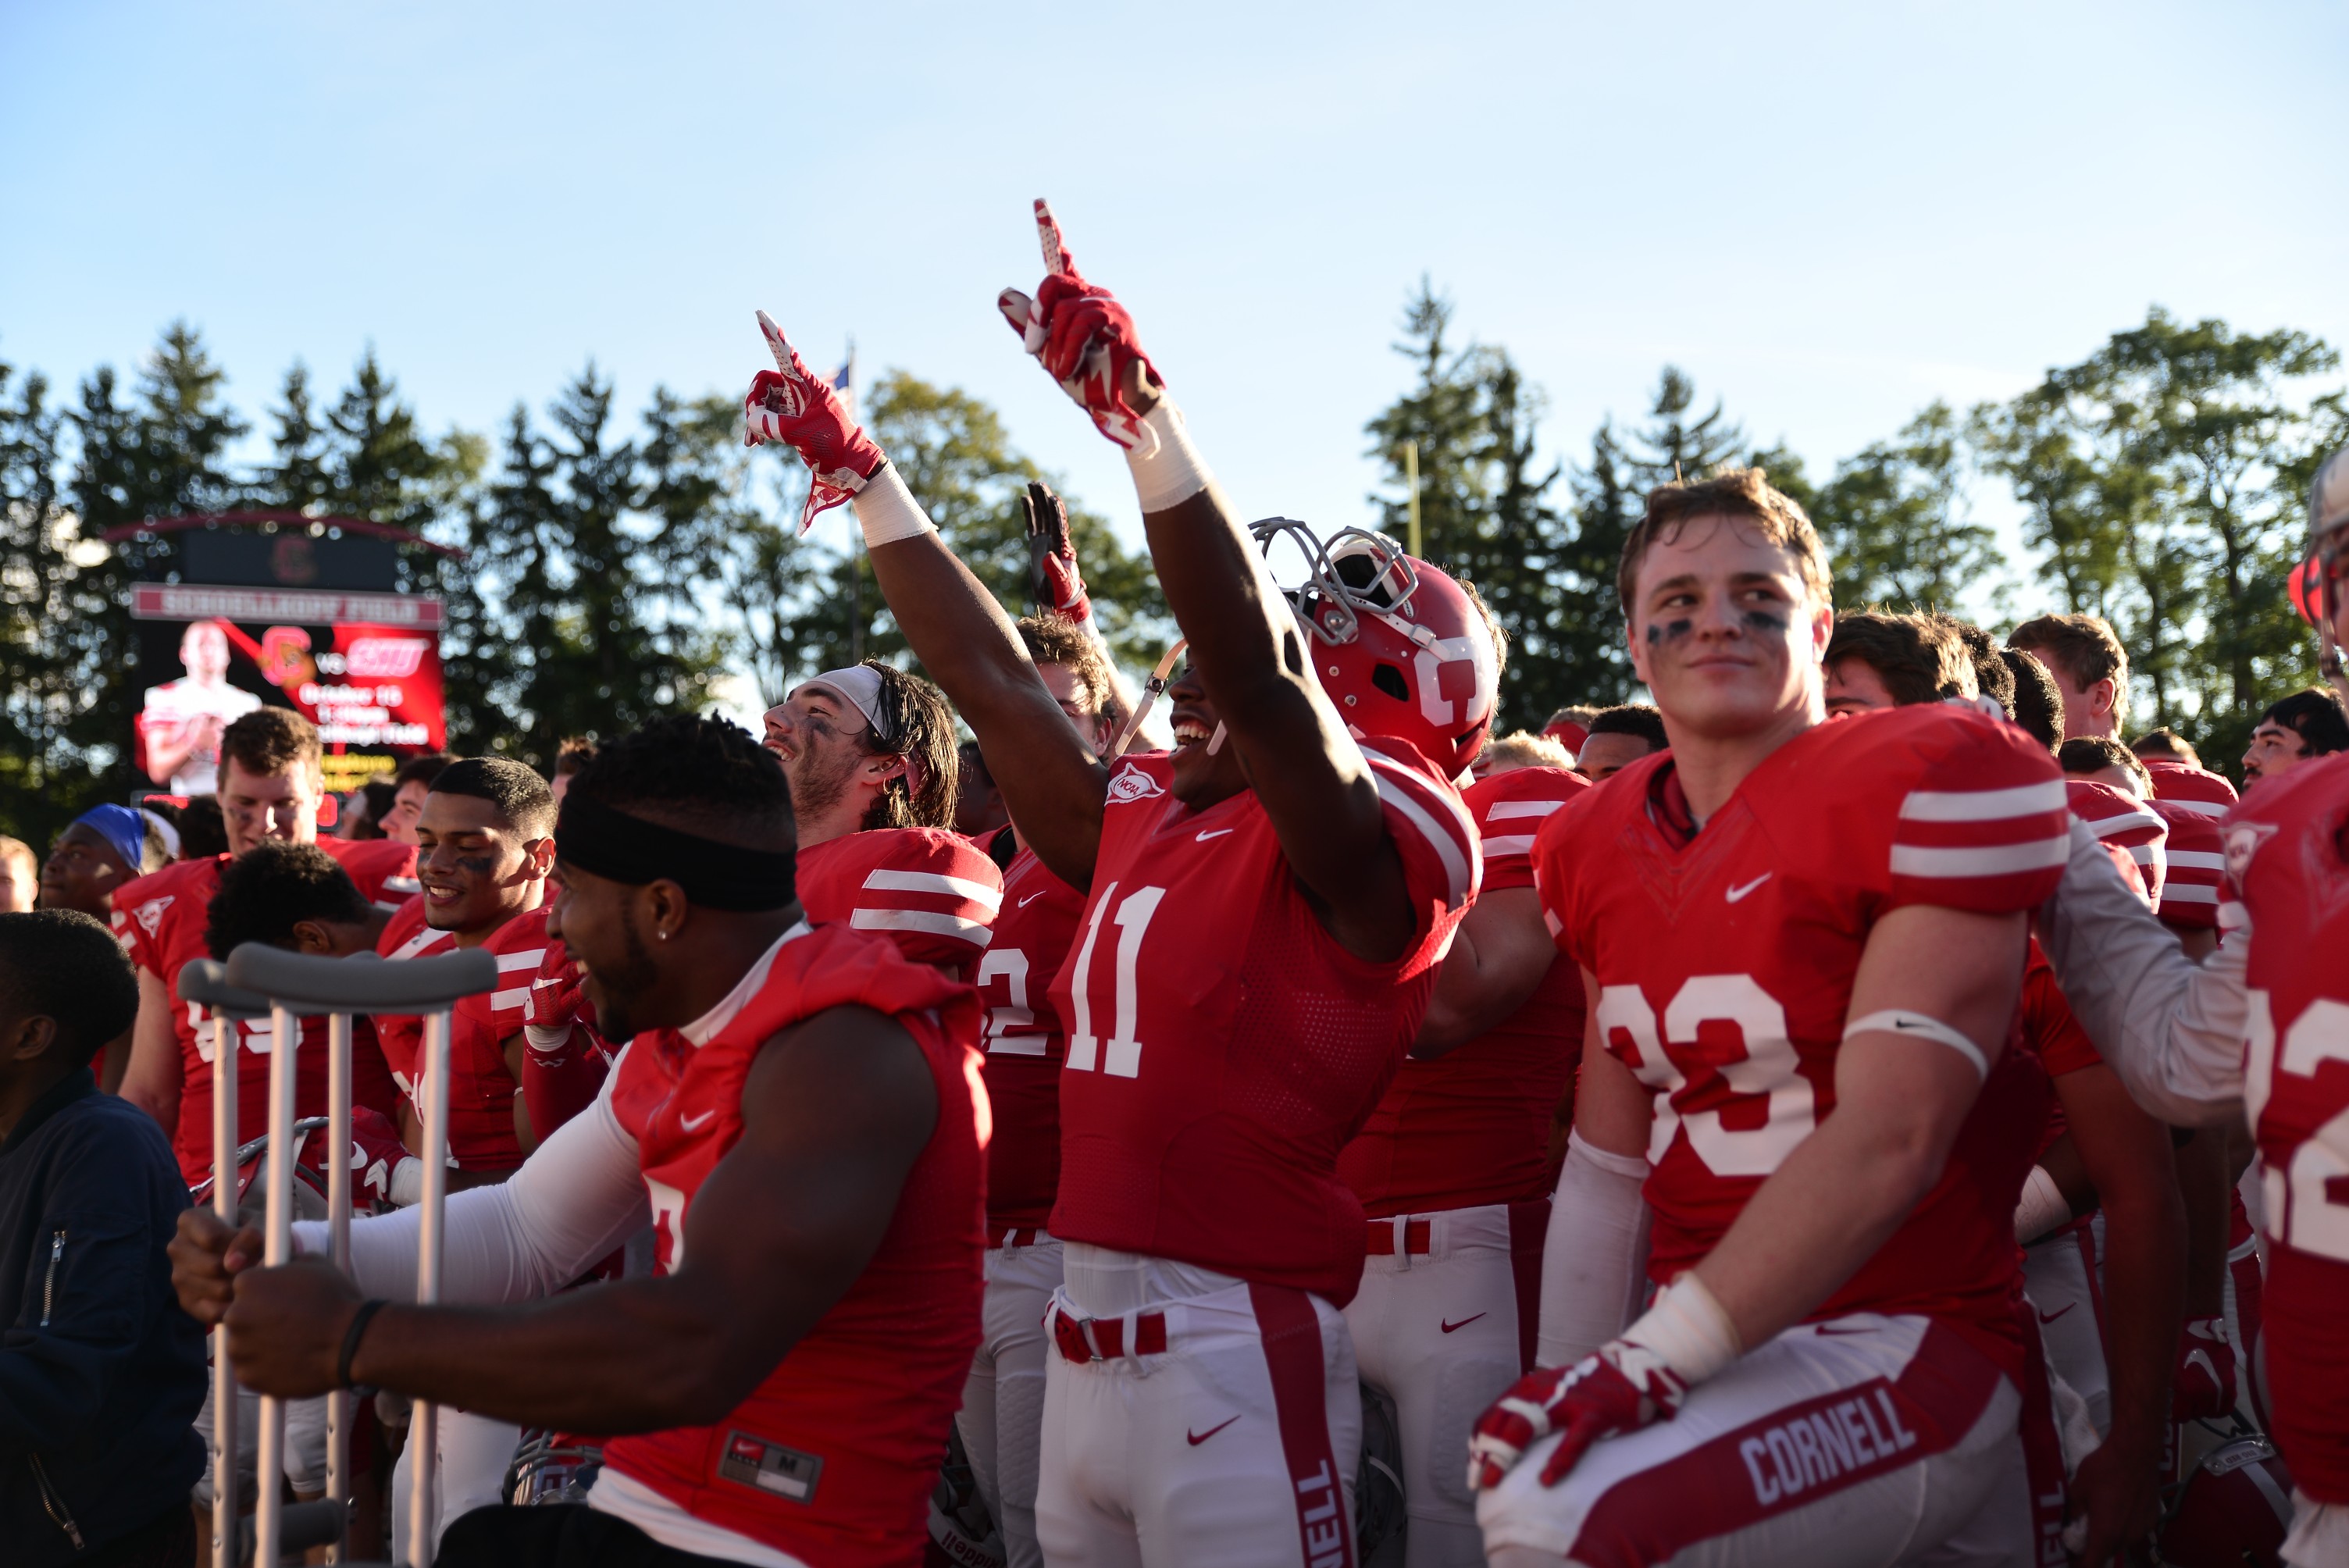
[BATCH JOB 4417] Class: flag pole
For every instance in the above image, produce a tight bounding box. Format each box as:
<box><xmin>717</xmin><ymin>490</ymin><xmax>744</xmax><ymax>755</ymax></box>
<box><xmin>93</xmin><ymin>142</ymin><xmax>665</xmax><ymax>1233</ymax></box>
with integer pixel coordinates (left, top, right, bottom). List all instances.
<box><xmin>1405</xmin><ymin>439</ymin><xmax>1422</xmax><ymax>559</ymax></box>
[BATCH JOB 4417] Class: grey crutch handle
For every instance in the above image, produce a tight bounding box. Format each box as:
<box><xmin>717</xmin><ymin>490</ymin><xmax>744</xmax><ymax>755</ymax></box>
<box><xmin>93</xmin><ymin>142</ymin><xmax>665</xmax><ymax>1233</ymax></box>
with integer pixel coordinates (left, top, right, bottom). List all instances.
<box><xmin>176</xmin><ymin>960</ymin><xmax>274</xmax><ymax>1019</ymax></box>
<box><xmin>226</xmin><ymin>946</ymin><xmax>499</xmax><ymax>1012</ymax></box>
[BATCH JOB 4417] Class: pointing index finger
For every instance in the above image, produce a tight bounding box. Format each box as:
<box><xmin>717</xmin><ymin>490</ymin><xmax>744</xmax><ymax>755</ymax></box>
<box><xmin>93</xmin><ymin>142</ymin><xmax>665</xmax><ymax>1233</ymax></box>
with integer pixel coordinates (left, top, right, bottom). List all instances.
<box><xmin>1034</xmin><ymin>198</ymin><xmax>1066</xmax><ymax>276</ymax></box>
<box><xmin>754</xmin><ymin>310</ymin><xmax>795</xmax><ymax>375</ymax></box>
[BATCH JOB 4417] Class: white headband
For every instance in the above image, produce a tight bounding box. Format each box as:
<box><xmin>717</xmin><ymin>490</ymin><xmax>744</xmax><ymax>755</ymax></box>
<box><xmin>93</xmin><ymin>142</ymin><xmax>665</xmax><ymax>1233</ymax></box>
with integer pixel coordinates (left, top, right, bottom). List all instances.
<box><xmin>793</xmin><ymin>665</ymin><xmax>890</xmax><ymax>739</ymax></box>
<box><xmin>137</xmin><ymin>808</ymin><xmax>182</xmax><ymax>861</ymax></box>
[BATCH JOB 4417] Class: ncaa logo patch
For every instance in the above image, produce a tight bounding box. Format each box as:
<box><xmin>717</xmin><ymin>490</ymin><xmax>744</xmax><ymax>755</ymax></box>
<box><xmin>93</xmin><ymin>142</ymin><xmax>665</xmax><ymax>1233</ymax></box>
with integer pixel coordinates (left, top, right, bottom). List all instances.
<box><xmin>134</xmin><ymin>896</ymin><xmax>174</xmax><ymax>936</ymax></box>
<box><xmin>1106</xmin><ymin>763</ymin><xmax>1166</xmax><ymax>804</ymax></box>
<box><xmin>2222</xmin><ymin>820</ymin><xmax>2278</xmax><ymax>886</ymax></box>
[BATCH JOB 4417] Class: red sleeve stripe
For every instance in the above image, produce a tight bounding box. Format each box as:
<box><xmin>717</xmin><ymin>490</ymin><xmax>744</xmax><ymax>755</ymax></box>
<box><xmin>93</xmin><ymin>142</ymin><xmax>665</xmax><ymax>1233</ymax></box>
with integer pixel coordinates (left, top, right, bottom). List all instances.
<box><xmin>860</xmin><ymin>868</ymin><xmax>1004</xmax><ymax>913</ymax></box>
<box><xmin>1897</xmin><ymin>779</ymin><xmax>2069</xmax><ymax>821</ymax></box>
<box><xmin>1360</xmin><ymin>747</ymin><xmax>1479</xmax><ymax>909</ymax></box>
<box><xmin>1888</xmin><ymin>838</ymin><xmax>2071</xmax><ymax>878</ymax></box>
<box><xmin>850</xmin><ymin>907</ymin><xmax>993</xmax><ymax>945</ymax></box>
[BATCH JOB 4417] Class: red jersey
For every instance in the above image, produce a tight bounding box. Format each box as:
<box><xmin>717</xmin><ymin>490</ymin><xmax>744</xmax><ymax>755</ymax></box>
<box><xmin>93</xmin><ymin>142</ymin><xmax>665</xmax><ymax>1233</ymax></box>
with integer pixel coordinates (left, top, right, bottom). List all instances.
<box><xmin>973</xmin><ymin>845</ymin><xmax>1086</xmax><ymax>1231</ymax></box>
<box><xmin>1533</xmin><ymin>705</ymin><xmax>2067</xmax><ymax>1377</ymax></box>
<box><xmin>2066</xmin><ymin>779</ymin><xmax>2166</xmax><ymax>907</ymax></box>
<box><xmin>372</xmin><ymin>896</ymin><xmax>550</xmax><ymax>1172</ymax></box>
<box><xmin>1046</xmin><ymin>742</ymin><xmax>1477</xmax><ymax>1305</ymax></box>
<box><xmin>1341</xmin><ymin>765</ymin><xmax>1589</xmax><ymax>1217</ymax></box>
<box><xmin>2020</xmin><ymin>943</ymin><xmax>2105</xmax><ymax>1159</ymax></box>
<box><xmin>603</xmin><ymin>923</ymin><xmax>986</xmax><ymax>1565</ymax></box>
<box><xmin>2226</xmin><ymin>749</ymin><xmax>2349</xmax><ymax>1501</ymax></box>
<box><xmin>2144</xmin><ymin>758</ymin><xmax>2237</xmax><ymax>819</ymax></box>
<box><xmin>112</xmin><ymin>837</ymin><xmax>415</xmax><ymax>1185</ymax></box>
<box><xmin>2150</xmin><ymin>800</ymin><xmax>2224</xmax><ymax>932</ymax></box>
<box><xmin>795</xmin><ymin>828</ymin><xmax>1003</xmax><ymax>978</ymax></box>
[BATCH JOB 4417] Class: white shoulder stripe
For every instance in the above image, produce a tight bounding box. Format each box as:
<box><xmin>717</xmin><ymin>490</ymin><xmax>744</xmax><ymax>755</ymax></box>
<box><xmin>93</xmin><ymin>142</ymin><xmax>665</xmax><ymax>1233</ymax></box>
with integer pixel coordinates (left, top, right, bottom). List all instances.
<box><xmin>490</xmin><ymin>985</ymin><xmax>532</xmax><ymax>1012</ymax></box>
<box><xmin>1360</xmin><ymin>745</ymin><xmax>1479</xmax><ymax>845</ymax></box>
<box><xmin>1362</xmin><ymin>754</ymin><xmax>1476</xmax><ymax>910</ymax></box>
<box><xmin>1898</xmin><ymin>779</ymin><xmax>2068</xmax><ymax>821</ymax></box>
<box><xmin>2167</xmin><ymin>850</ymin><xmax>2228</xmax><ymax>871</ymax></box>
<box><xmin>1889</xmin><ymin>837</ymin><xmax>2070</xmax><ymax>877</ymax></box>
<box><xmin>851</xmin><ymin>908</ymin><xmax>993</xmax><ymax>944</ymax></box>
<box><xmin>861</xmin><ymin>868</ymin><xmax>1003</xmax><ymax>912</ymax></box>
<box><xmin>2161</xmin><ymin>797</ymin><xmax>2228</xmax><ymax>817</ymax></box>
<box><xmin>495</xmin><ymin>947</ymin><xmax>547</xmax><ymax>973</ymax></box>
<box><xmin>2081</xmin><ymin>810</ymin><xmax>2165</xmax><ymax>838</ymax></box>
<box><xmin>1485</xmin><ymin>798</ymin><xmax>1568</xmax><ymax>822</ymax></box>
<box><xmin>1482</xmin><ymin>832</ymin><xmax>1538</xmax><ymax>859</ymax></box>
<box><xmin>2163</xmin><ymin>884</ymin><xmax>2219</xmax><ymax>904</ymax></box>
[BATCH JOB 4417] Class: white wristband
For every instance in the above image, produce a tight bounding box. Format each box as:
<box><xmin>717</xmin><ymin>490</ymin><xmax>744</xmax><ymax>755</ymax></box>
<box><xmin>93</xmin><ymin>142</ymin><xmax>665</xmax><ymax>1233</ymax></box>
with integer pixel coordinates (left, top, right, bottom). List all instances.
<box><xmin>1125</xmin><ymin>400</ymin><xmax>1214</xmax><ymax>512</ymax></box>
<box><xmin>2014</xmin><ymin>1164</ymin><xmax>2072</xmax><ymax>1244</ymax></box>
<box><xmin>1622</xmin><ymin>1272</ymin><xmax>1742</xmax><ymax>1387</ymax></box>
<box><xmin>524</xmin><ymin>1021</ymin><xmax>574</xmax><ymax>1054</ymax></box>
<box><xmin>850</xmin><ymin>462</ymin><xmax>937</xmax><ymax>547</ymax></box>
<box><xmin>1845</xmin><ymin>1008</ymin><xmax>1987</xmax><ymax>1079</ymax></box>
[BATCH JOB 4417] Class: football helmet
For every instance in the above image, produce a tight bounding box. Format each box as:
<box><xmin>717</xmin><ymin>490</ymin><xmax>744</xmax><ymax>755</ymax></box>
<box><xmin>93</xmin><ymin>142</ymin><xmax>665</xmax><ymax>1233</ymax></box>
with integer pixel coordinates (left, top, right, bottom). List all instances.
<box><xmin>1251</xmin><ymin>519</ymin><xmax>1499</xmax><ymax>778</ymax></box>
<box><xmin>2156</xmin><ymin>1433</ymin><xmax>2293</xmax><ymax>1567</ymax></box>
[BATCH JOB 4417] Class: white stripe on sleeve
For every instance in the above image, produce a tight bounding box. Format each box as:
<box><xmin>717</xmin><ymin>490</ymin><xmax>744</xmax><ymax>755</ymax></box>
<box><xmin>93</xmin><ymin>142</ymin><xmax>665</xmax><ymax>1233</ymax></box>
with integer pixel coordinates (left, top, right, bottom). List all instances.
<box><xmin>1889</xmin><ymin>837</ymin><xmax>2072</xmax><ymax>878</ymax></box>
<box><xmin>1898</xmin><ymin>780</ymin><xmax>2069</xmax><ymax>821</ymax></box>
<box><xmin>851</xmin><ymin>908</ymin><xmax>994</xmax><ymax>945</ymax></box>
<box><xmin>860</xmin><ymin>868</ymin><xmax>1004</xmax><ymax>912</ymax></box>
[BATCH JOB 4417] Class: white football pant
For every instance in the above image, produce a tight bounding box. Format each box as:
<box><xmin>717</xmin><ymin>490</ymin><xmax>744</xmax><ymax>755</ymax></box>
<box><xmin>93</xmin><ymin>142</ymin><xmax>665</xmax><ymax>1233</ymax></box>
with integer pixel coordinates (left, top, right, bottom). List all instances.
<box><xmin>1344</xmin><ymin>1202</ymin><xmax>1544</xmax><ymax>1568</ymax></box>
<box><xmin>1038</xmin><ymin>1246</ymin><xmax>1360</xmax><ymax>1568</ymax></box>
<box><xmin>1478</xmin><ymin>1314</ymin><xmax>2037</xmax><ymax>1567</ymax></box>
<box><xmin>960</xmin><ymin>1231</ymin><xmax>1063</xmax><ymax>1568</ymax></box>
<box><xmin>390</xmin><ymin>1406</ymin><xmax>521</xmax><ymax>1560</ymax></box>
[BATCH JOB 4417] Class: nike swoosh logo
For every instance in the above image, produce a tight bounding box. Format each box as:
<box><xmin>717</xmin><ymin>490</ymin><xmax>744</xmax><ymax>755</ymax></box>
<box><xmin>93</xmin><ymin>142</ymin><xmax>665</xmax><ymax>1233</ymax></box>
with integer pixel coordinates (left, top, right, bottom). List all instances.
<box><xmin>1196</xmin><ymin>829</ymin><xmax>1234</xmax><ymax>842</ymax></box>
<box><xmin>2183</xmin><ymin>1349</ymin><xmax>2217</xmax><ymax>1381</ymax></box>
<box><xmin>1725</xmin><ymin>873</ymin><xmax>1773</xmax><ymax>903</ymax></box>
<box><xmin>1187</xmin><ymin>1416</ymin><xmax>1240</xmax><ymax>1445</ymax></box>
<box><xmin>1018</xmin><ymin>892</ymin><xmax>1046</xmax><ymax>908</ymax></box>
<box><xmin>680</xmin><ymin>1110</ymin><xmax>717</xmax><ymax>1131</ymax></box>
<box><xmin>1440</xmin><ymin>1313</ymin><xmax>1487</xmax><ymax>1334</ymax></box>
<box><xmin>2036</xmin><ymin>1303</ymin><xmax>2075</xmax><ymax>1325</ymax></box>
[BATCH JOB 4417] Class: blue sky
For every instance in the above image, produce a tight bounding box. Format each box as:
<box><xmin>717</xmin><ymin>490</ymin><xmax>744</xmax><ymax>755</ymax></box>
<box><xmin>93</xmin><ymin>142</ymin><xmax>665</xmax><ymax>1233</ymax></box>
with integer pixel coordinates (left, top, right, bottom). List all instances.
<box><xmin>5</xmin><ymin>0</ymin><xmax>2344</xmax><ymax>643</ymax></box>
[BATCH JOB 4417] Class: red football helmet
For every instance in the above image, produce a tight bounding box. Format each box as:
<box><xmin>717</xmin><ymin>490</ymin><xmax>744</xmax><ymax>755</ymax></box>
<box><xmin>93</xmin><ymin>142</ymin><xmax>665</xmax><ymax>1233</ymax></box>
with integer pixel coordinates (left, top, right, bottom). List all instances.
<box><xmin>1252</xmin><ymin>519</ymin><xmax>1499</xmax><ymax>779</ymax></box>
<box><xmin>2157</xmin><ymin>1434</ymin><xmax>2294</xmax><ymax>1567</ymax></box>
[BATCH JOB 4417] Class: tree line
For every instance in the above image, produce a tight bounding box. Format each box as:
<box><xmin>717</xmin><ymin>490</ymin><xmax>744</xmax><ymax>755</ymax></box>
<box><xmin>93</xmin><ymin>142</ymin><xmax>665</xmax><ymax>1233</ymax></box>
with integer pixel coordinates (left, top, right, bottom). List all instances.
<box><xmin>1372</xmin><ymin>283</ymin><xmax>2343</xmax><ymax>758</ymax></box>
<box><xmin>3</xmin><ymin>299</ymin><xmax>2340</xmax><ymax>846</ymax></box>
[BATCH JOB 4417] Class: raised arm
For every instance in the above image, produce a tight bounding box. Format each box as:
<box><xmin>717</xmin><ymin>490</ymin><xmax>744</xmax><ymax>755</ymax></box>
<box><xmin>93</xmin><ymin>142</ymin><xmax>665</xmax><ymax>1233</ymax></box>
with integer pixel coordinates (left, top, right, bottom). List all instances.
<box><xmin>998</xmin><ymin>203</ymin><xmax>1413</xmax><ymax>958</ymax></box>
<box><xmin>739</xmin><ymin>313</ymin><xmax>1109</xmax><ymax>888</ymax></box>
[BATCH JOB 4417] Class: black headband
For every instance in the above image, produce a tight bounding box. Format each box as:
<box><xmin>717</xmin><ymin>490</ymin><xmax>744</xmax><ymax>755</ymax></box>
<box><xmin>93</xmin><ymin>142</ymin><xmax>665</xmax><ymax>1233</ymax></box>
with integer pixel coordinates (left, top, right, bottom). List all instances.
<box><xmin>554</xmin><ymin>794</ymin><xmax>797</xmax><ymax>911</ymax></box>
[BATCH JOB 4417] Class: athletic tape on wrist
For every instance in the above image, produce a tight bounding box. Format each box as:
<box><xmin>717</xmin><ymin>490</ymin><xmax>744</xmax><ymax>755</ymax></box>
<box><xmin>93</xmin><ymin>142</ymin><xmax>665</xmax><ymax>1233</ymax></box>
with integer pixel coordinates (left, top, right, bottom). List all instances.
<box><xmin>1624</xmin><ymin>1273</ymin><xmax>1741</xmax><ymax>1387</ymax></box>
<box><xmin>523</xmin><ymin>1021</ymin><xmax>574</xmax><ymax>1054</ymax></box>
<box><xmin>389</xmin><ymin>1156</ymin><xmax>425</xmax><ymax>1208</ymax></box>
<box><xmin>850</xmin><ymin>461</ymin><xmax>936</xmax><ymax>547</ymax></box>
<box><xmin>1844</xmin><ymin>1008</ymin><xmax>1987</xmax><ymax>1079</ymax></box>
<box><xmin>2014</xmin><ymin>1164</ymin><xmax>2071</xmax><ymax>1245</ymax></box>
<box><xmin>1125</xmin><ymin>401</ymin><xmax>1213</xmax><ymax>512</ymax></box>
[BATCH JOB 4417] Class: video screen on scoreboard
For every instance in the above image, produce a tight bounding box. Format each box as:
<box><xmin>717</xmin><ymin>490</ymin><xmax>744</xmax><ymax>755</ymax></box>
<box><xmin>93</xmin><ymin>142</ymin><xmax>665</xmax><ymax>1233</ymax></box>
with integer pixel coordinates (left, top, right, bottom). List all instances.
<box><xmin>134</xmin><ymin>608</ymin><xmax>446</xmax><ymax>797</ymax></box>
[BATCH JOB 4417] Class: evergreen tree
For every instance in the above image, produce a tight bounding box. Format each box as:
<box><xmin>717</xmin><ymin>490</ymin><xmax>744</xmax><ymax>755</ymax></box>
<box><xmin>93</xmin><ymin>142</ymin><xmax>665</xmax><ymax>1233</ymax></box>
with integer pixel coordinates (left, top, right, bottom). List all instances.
<box><xmin>1363</xmin><ymin>281</ymin><xmax>1575</xmax><ymax>732</ymax></box>
<box><xmin>1624</xmin><ymin>368</ymin><xmax>1745</xmax><ymax>494</ymax></box>
<box><xmin>66</xmin><ymin>323</ymin><xmax>248</xmax><ymax>803</ymax></box>
<box><xmin>1556</xmin><ymin>419</ymin><xmax>1642</xmax><ymax>706</ymax></box>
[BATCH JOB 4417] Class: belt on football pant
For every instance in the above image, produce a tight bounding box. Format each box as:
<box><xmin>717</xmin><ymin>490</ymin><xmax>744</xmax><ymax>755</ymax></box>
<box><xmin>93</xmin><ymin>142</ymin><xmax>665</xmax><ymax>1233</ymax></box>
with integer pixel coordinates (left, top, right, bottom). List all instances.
<box><xmin>989</xmin><ymin>1225</ymin><xmax>1046</xmax><ymax>1249</ymax></box>
<box><xmin>1366</xmin><ymin>1217</ymin><xmax>1434</xmax><ymax>1256</ymax></box>
<box><xmin>1048</xmin><ymin>1302</ymin><xmax>1169</xmax><ymax>1363</ymax></box>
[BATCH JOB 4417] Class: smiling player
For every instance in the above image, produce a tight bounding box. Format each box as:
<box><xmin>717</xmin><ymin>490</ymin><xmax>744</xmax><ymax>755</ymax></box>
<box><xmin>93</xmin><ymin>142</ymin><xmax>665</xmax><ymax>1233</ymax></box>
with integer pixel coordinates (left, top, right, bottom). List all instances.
<box><xmin>1472</xmin><ymin>468</ymin><xmax>2073</xmax><ymax>1566</ymax></box>
<box><xmin>738</xmin><ymin>202</ymin><xmax>1488</xmax><ymax>1567</ymax></box>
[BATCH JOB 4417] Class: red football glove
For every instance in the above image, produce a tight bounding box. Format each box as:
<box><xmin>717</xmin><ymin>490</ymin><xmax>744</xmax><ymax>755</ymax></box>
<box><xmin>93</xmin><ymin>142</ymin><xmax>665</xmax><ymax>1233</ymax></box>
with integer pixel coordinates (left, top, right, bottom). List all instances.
<box><xmin>2172</xmin><ymin>1317</ymin><xmax>2238</xmax><ymax>1422</ymax></box>
<box><xmin>1468</xmin><ymin>1338</ymin><xmax>1690</xmax><ymax>1491</ymax></box>
<box><xmin>743</xmin><ymin>310</ymin><xmax>886</xmax><ymax>535</ymax></box>
<box><xmin>523</xmin><ymin>943</ymin><xmax>584</xmax><ymax>1045</ymax></box>
<box><xmin>296</xmin><ymin>1107</ymin><xmax>410</xmax><ymax>1213</ymax></box>
<box><xmin>1023</xmin><ymin>480</ymin><xmax>1093</xmax><ymax>625</ymax></box>
<box><xmin>996</xmin><ymin>199</ymin><xmax>1163</xmax><ymax>453</ymax></box>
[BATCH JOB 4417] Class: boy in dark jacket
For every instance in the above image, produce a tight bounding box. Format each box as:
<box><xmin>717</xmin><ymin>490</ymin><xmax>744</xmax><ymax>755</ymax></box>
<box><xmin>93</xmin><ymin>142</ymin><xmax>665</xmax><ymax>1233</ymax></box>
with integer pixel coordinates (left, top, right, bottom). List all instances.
<box><xmin>0</xmin><ymin>910</ymin><xmax>205</xmax><ymax>1566</ymax></box>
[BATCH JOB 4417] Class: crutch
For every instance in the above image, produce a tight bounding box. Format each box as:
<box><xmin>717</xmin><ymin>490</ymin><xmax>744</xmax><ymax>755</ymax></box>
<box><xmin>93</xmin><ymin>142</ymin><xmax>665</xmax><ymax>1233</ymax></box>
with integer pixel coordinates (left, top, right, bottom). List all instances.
<box><xmin>223</xmin><ymin>945</ymin><xmax>497</xmax><ymax>1568</ymax></box>
<box><xmin>176</xmin><ymin>960</ymin><xmax>271</xmax><ymax>1568</ymax></box>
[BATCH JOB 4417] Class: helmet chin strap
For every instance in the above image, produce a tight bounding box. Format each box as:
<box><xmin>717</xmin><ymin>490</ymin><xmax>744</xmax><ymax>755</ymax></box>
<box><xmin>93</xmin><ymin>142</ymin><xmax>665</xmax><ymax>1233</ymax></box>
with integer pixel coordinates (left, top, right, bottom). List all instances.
<box><xmin>1108</xmin><ymin>639</ymin><xmax>1187</xmax><ymax>761</ymax></box>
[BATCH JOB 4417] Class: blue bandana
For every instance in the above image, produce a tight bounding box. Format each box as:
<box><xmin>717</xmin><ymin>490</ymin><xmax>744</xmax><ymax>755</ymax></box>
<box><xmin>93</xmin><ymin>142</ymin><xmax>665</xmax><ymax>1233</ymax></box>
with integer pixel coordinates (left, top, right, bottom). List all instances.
<box><xmin>73</xmin><ymin>805</ymin><xmax>148</xmax><ymax>872</ymax></box>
